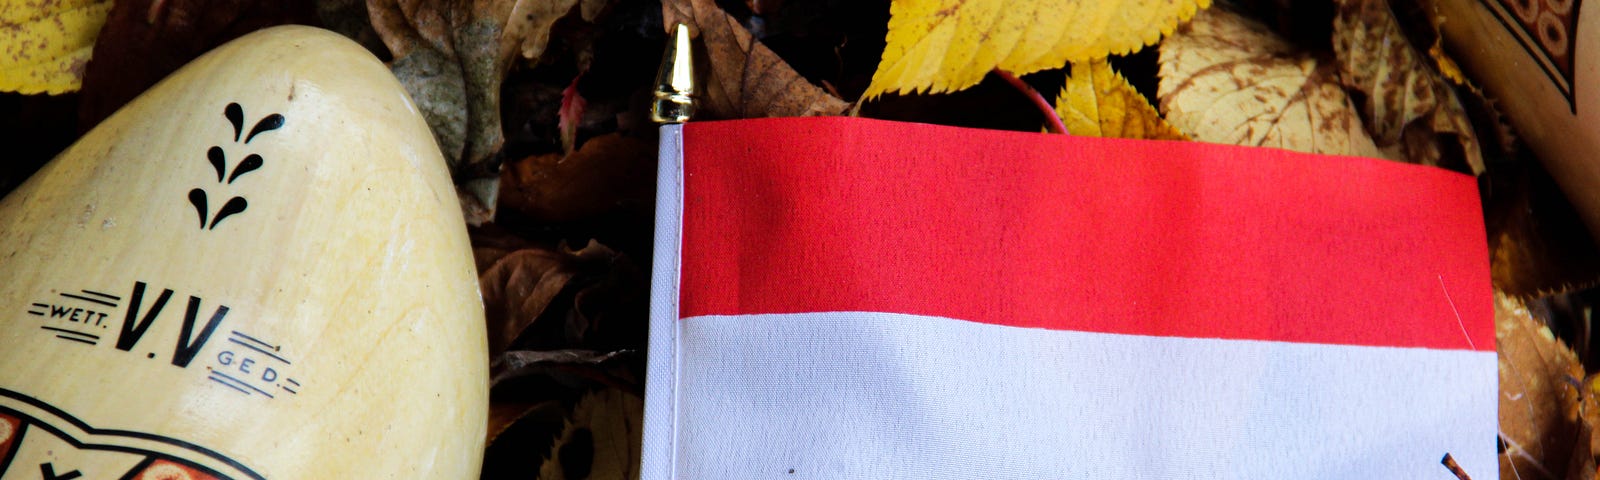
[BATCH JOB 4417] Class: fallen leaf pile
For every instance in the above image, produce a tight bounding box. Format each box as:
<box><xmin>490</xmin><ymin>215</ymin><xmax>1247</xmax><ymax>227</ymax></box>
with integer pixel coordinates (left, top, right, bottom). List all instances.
<box><xmin>1330</xmin><ymin>0</ymin><xmax>1482</xmax><ymax>173</ymax></box>
<box><xmin>1</xmin><ymin>0</ymin><xmax>1598</xmax><ymax>478</ymax></box>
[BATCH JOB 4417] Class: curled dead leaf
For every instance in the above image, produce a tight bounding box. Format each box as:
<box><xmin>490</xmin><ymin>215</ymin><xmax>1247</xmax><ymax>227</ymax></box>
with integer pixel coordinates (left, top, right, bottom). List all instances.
<box><xmin>1331</xmin><ymin>0</ymin><xmax>1483</xmax><ymax>174</ymax></box>
<box><xmin>1157</xmin><ymin>8</ymin><xmax>1382</xmax><ymax>158</ymax></box>
<box><xmin>1499</xmin><ymin>293</ymin><xmax>1589</xmax><ymax>479</ymax></box>
<box><xmin>1056</xmin><ymin>60</ymin><xmax>1187</xmax><ymax>140</ymax></box>
<box><xmin>661</xmin><ymin>0</ymin><xmax>849</xmax><ymax>119</ymax></box>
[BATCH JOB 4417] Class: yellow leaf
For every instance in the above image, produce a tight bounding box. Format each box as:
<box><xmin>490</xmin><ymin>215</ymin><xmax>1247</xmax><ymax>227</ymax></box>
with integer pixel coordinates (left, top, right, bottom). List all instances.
<box><xmin>866</xmin><ymin>0</ymin><xmax>1212</xmax><ymax>98</ymax></box>
<box><xmin>1428</xmin><ymin>43</ymin><xmax>1469</xmax><ymax>86</ymax></box>
<box><xmin>1055</xmin><ymin>60</ymin><xmax>1187</xmax><ymax>140</ymax></box>
<box><xmin>1157</xmin><ymin>8</ymin><xmax>1383</xmax><ymax>158</ymax></box>
<box><xmin>0</xmin><ymin>0</ymin><xmax>111</xmax><ymax>94</ymax></box>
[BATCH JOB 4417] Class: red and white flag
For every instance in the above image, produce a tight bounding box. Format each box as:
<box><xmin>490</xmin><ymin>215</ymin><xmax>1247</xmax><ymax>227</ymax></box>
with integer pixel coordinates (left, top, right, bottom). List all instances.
<box><xmin>643</xmin><ymin>117</ymin><xmax>1495</xmax><ymax>478</ymax></box>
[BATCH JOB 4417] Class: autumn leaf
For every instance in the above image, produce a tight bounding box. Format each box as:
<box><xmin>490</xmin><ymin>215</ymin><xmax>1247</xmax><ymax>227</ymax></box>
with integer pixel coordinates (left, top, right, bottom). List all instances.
<box><xmin>367</xmin><ymin>0</ymin><xmax>610</xmax><ymax>222</ymax></box>
<box><xmin>0</xmin><ymin>0</ymin><xmax>110</xmax><ymax>95</ymax></box>
<box><xmin>1056</xmin><ymin>60</ymin><xmax>1186</xmax><ymax>140</ymax></box>
<box><xmin>539</xmin><ymin>389</ymin><xmax>643</xmax><ymax>480</ymax></box>
<box><xmin>1428</xmin><ymin>43</ymin><xmax>1469</xmax><ymax>87</ymax></box>
<box><xmin>865</xmin><ymin>0</ymin><xmax>1211</xmax><ymax>98</ymax></box>
<box><xmin>504</xmin><ymin>0</ymin><xmax>608</xmax><ymax>65</ymax></box>
<box><xmin>499</xmin><ymin>133</ymin><xmax>654</xmax><ymax>223</ymax></box>
<box><xmin>478</xmin><ymin>240</ymin><xmax>622</xmax><ymax>355</ymax></box>
<box><xmin>662</xmin><ymin>0</ymin><xmax>849</xmax><ymax>119</ymax></box>
<box><xmin>1331</xmin><ymin>0</ymin><xmax>1483</xmax><ymax>174</ymax></box>
<box><xmin>488</xmin><ymin>400</ymin><xmax>559</xmax><ymax>444</ymax></box>
<box><xmin>368</xmin><ymin>0</ymin><xmax>507</xmax><ymax>174</ymax></box>
<box><xmin>1158</xmin><ymin>8</ymin><xmax>1383</xmax><ymax>158</ymax></box>
<box><xmin>480</xmin><ymin>248</ymin><xmax>582</xmax><ymax>355</ymax></box>
<box><xmin>1499</xmin><ymin>293</ymin><xmax>1590</xmax><ymax>479</ymax></box>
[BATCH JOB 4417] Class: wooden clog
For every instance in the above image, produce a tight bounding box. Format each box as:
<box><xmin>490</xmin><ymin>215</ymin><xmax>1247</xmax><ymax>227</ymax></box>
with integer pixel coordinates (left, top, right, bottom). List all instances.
<box><xmin>1426</xmin><ymin>0</ymin><xmax>1600</xmax><ymax>239</ymax></box>
<box><xmin>0</xmin><ymin>26</ymin><xmax>487</xmax><ymax>479</ymax></box>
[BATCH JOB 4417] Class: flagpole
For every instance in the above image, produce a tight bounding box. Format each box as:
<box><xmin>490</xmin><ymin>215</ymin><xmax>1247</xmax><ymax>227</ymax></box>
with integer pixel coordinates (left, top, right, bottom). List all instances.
<box><xmin>643</xmin><ymin>21</ymin><xmax>695</xmax><ymax>480</ymax></box>
<box><xmin>652</xmin><ymin>23</ymin><xmax>696</xmax><ymax>125</ymax></box>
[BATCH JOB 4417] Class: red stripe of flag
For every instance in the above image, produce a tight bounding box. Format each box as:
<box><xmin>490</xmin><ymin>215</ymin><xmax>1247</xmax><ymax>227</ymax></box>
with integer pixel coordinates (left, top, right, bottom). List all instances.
<box><xmin>680</xmin><ymin>117</ymin><xmax>1492</xmax><ymax>351</ymax></box>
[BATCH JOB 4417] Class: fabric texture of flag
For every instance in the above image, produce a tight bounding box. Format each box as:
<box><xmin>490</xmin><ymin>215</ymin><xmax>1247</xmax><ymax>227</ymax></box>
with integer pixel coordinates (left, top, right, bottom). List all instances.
<box><xmin>644</xmin><ymin>117</ymin><xmax>1495</xmax><ymax>479</ymax></box>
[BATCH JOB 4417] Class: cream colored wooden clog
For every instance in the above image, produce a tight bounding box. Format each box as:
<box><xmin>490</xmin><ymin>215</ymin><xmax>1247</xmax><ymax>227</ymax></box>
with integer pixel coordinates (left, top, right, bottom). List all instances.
<box><xmin>0</xmin><ymin>26</ymin><xmax>487</xmax><ymax>479</ymax></box>
<box><xmin>1425</xmin><ymin>0</ymin><xmax>1600</xmax><ymax>239</ymax></box>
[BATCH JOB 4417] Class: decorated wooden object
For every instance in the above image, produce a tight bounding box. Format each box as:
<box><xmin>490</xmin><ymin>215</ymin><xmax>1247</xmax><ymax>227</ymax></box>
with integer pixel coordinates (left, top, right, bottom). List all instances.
<box><xmin>1427</xmin><ymin>0</ymin><xmax>1599</xmax><ymax>235</ymax></box>
<box><xmin>0</xmin><ymin>26</ymin><xmax>487</xmax><ymax>479</ymax></box>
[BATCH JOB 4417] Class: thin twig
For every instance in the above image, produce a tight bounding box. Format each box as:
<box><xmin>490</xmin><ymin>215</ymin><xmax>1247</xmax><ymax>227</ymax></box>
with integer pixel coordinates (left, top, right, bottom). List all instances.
<box><xmin>1441</xmin><ymin>453</ymin><xmax>1472</xmax><ymax>480</ymax></box>
<box><xmin>992</xmin><ymin>68</ymin><xmax>1067</xmax><ymax>135</ymax></box>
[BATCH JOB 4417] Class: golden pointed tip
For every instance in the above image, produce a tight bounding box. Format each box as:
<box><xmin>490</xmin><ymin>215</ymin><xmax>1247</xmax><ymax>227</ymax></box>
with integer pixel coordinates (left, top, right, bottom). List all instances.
<box><xmin>652</xmin><ymin>23</ymin><xmax>696</xmax><ymax>124</ymax></box>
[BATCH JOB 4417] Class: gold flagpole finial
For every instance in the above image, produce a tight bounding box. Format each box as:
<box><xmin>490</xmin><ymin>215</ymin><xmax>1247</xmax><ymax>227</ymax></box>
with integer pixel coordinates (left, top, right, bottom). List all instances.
<box><xmin>651</xmin><ymin>23</ymin><xmax>696</xmax><ymax>124</ymax></box>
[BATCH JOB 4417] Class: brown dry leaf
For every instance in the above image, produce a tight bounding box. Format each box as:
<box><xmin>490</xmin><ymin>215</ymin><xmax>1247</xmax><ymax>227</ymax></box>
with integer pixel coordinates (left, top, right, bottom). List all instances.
<box><xmin>499</xmin><ymin>132</ymin><xmax>654</xmax><ymax>223</ymax></box>
<box><xmin>1157</xmin><ymin>8</ymin><xmax>1382</xmax><ymax>158</ymax></box>
<box><xmin>1331</xmin><ymin>0</ymin><xmax>1483</xmax><ymax>174</ymax></box>
<box><xmin>504</xmin><ymin>0</ymin><xmax>607</xmax><ymax>65</ymax></box>
<box><xmin>1499</xmin><ymin>293</ymin><xmax>1589</xmax><ymax>479</ymax></box>
<box><xmin>470</xmin><ymin>225</ymin><xmax>536</xmax><ymax>272</ymax></box>
<box><xmin>662</xmin><ymin>0</ymin><xmax>849</xmax><ymax>119</ymax></box>
<box><xmin>368</xmin><ymin>0</ymin><xmax>505</xmax><ymax>174</ymax></box>
<box><xmin>538</xmin><ymin>389</ymin><xmax>643</xmax><ymax>480</ymax></box>
<box><xmin>480</xmin><ymin>248</ymin><xmax>580</xmax><ymax>355</ymax></box>
<box><xmin>1056</xmin><ymin>60</ymin><xmax>1187</xmax><ymax>140</ymax></box>
<box><xmin>366</xmin><ymin>0</ymin><xmax>609</xmax><ymax>222</ymax></box>
<box><xmin>478</xmin><ymin>240</ymin><xmax>620</xmax><ymax>355</ymax></box>
<box><xmin>488</xmin><ymin>400</ymin><xmax>559</xmax><ymax>444</ymax></box>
